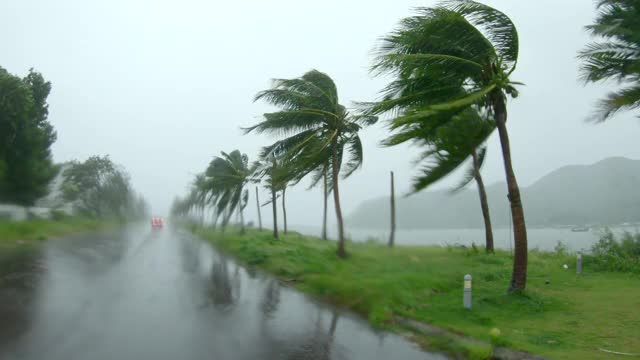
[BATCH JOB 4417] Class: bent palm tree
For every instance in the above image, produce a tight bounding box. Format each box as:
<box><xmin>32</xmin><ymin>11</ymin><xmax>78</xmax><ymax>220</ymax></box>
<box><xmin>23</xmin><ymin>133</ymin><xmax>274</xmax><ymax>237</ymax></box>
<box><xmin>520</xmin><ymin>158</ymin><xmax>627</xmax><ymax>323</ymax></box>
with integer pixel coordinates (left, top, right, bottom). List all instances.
<box><xmin>579</xmin><ymin>0</ymin><xmax>640</xmax><ymax>122</ymax></box>
<box><xmin>370</xmin><ymin>0</ymin><xmax>526</xmax><ymax>290</ymax></box>
<box><xmin>246</xmin><ymin>70</ymin><xmax>375</xmax><ymax>257</ymax></box>
<box><xmin>306</xmin><ymin>163</ymin><xmax>334</xmax><ymax>240</ymax></box>
<box><xmin>382</xmin><ymin>107</ymin><xmax>496</xmax><ymax>252</ymax></box>
<box><xmin>193</xmin><ymin>173</ymin><xmax>209</xmax><ymax>225</ymax></box>
<box><xmin>253</xmin><ymin>152</ymin><xmax>290</xmax><ymax>239</ymax></box>
<box><xmin>206</xmin><ymin>150</ymin><xmax>253</xmax><ymax>232</ymax></box>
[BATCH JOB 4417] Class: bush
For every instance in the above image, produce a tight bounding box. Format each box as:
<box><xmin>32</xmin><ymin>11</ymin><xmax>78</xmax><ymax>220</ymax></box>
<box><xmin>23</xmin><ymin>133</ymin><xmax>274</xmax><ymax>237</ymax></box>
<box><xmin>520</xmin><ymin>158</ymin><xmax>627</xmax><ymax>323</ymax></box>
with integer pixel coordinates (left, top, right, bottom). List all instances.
<box><xmin>50</xmin><ymin>209</ymin><xmax>68</xmax><ymax>221</ymax></box>
<box><xmin>588</xmin><ymin>230</ymin><xmax>640</xmax><ymax>273</ymax></box>
<box><xmin>553</xmin><ymin>241</ymin><xmax>568</xmax><ymax>256</ymax></box>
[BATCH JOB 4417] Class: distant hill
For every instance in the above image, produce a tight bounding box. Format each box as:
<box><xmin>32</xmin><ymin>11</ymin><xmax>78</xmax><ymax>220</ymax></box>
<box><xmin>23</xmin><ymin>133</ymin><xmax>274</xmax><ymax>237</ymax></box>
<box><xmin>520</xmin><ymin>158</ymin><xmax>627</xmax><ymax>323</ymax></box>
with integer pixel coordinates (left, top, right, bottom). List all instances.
<box><xmin>346</xmin><ymin>157</ymin><xmax>640</xmax><ymax>228</ymax></box>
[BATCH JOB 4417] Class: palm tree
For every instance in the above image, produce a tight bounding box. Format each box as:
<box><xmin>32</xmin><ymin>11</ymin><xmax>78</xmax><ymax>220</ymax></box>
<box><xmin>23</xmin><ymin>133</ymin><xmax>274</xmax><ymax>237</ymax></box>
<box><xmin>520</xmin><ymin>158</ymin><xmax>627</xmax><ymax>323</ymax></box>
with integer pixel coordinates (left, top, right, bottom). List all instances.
<box><xmin>469</xmin><ymin>148</ymin><xmax>494</xmax><ymax>252</ymax></box>
<box><xmin>205</xmin><ymin>150</ymin><xmax>253</xmax><ymax>233</ymax></box>
<box><xmin>369</xmin><ymin>0</ymin><xmax>526</xmax><ymax>291</ymax></box>
<box><xmin>193</xmin><ymin>173</ymin><xmax>209</xmax><ymax>225</ymax></box>
<box><xmin>579</xmin><ymin>0</ymin><xmax>640</xmax><ymax>122</ymax></box>
<box><xmin>246</xmin><ymin>70</ymin><xmax>375</xmax><ymax>257</ymax></box>
<box><xmin>254</xmin><ymin>147</ymin><xmax>299</xmax><ymax>237</ymax></box>
<box><xmin>306</xmin><ymin>163</ymin><xmax>333</xmax><ymax>240</ymax></box>
<box><xmin>253</xmin><ymin>153</ymin><xmax>285</xmax><ymax>239</ymax></box>
<box><xmin>381</xmin><ymin>107</ymin><xmax>496</xmax><ymax>252</ymax></box>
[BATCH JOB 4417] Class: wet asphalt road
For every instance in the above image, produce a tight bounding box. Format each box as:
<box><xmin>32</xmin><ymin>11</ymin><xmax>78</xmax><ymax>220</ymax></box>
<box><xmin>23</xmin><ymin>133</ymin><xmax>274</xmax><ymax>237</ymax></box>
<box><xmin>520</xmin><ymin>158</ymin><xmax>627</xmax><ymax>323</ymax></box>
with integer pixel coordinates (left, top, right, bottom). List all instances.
<box><xmin>0</xmin><ymin>226</ymin><xmax>446</xmax><ymax>360</ymax></box>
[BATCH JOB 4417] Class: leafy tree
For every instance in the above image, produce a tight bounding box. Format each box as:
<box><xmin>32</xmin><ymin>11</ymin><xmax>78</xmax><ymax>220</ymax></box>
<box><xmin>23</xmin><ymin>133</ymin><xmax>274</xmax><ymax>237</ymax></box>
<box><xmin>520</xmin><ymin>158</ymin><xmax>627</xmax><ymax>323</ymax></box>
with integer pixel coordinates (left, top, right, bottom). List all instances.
<box><xmin>62</xmin><ymin>155</ymin><xmax>139</xmax><ymax>219</ymax></box>
<box><xmin>579</xmin><ymin>0</ymin><xmax>640</xmax><ymax>121</ymax></box>
<box><xmin>0</xmin><ymin>67</ymin><xmax>57</xmax><ymax>206</ymax></box>
<box><xmin>369</xmin><ymin>0</ymin><xmax>527</xmax><ymax>290</ymax></box>
<box><xmin>246</xmin><ymin>70</ymin><xmax>375</xmax><ymax>257</ymax></box>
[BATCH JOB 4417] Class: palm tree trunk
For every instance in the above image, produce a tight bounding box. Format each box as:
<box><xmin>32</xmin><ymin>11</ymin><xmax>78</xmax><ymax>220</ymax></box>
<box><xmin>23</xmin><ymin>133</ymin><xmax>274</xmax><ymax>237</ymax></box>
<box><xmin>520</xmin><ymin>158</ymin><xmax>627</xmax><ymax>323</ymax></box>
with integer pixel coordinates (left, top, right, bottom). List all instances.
<box><xmin>322</xmin><ymin>168</ymin><xmax>328</xmax><ymax>240</ymax></box>
<box><xmin>472</xmin><ymin>150</ymin><xmax>494</xmax><ymax>253</ymax></box>
<box><xmin>493</xmin><ymin>93</ymin><xmax>527</xmax><ymax>292</ymax></box>
<box><xmin>388</xmin><ymin>171</ymin><xmax>396</xmax><ymax>247</ymax></box>
<box><xmin>240</xmin><ymin>205</ymin><xmax>245</xmax><ymax>234</ymax></box>
<box><xmin>332</xmin><ymin>140</ymin><xmax>347</xmax><ymax>258</ymax></box>
<box><xmin>221</xmin><ymin>207</ymin><xmax>229</xmax><ymax>234</ymax></box>
<box><xmin>271</xmin><ymin>187</ymin><xmax>278</xmax><ymax>239</ymax></box>
<box><xmin>282</xmin><ymin>188</ymin><xmax>288</xmax><ymax>234</ymax></box>
<box><xmin>256</xmin><ymin>186</ymin><xmax>262</xmax><ymax>231</ymax></box>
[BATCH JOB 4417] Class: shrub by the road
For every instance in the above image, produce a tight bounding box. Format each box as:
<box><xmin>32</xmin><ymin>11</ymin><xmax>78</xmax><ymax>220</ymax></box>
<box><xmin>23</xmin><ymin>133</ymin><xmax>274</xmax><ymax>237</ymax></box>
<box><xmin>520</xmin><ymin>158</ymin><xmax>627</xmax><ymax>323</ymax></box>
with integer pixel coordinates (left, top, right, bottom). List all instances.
<box><xmin>589</xmin><ymin>230</ymin><xmax>640</xmax><ymax>273</ymax></box>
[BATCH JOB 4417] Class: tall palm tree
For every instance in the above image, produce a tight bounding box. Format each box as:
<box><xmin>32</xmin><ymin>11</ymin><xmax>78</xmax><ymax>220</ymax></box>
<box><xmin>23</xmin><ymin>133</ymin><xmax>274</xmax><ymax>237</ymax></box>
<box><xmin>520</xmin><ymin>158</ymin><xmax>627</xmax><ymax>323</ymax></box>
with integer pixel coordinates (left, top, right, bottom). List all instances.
<box><xmin>579</xmin><ymin>0</ymin><xmax>640</xmax><ymax>122</ymax></box>
<box><xmin>469</xmin><ymin>147</ymin><xmax>494</xmax><ymax>252</ymax></box>
<box><xmin>206</xmin><ymin>150</ymin><xmax>253</xmax><ymax>233</ymax></box>
<box><xmin>254</xmin><ymin>147</ymin><xmax>300</xmax><ymax>237</ymax></box>
<box><xmin>381</xmin><ymin>107</ymin><xmax>496</xmax><ymax>252</ymax></box>
<box><xmin>306</xmin><ymin>163</ymin><xmax>334</xmax><ymax>240</ymax></box>
<box><xmin>253</xmin><ymin>153</ymin><xmax>286</xmax><ymax>239</ymax></box>
<box><xmin>246</xmin><ymin>70</ymin><xmax>375</xmax><ymax>257</ymax></box>
<box><xmin>193</xmin><ymin>173</ymin><xmax>209</xmax><ymax>225</ymax></box>
<box><xmin>370</xmin><ymin>0</ymin><xmax>526</xmax><ymax>291</ymax></box>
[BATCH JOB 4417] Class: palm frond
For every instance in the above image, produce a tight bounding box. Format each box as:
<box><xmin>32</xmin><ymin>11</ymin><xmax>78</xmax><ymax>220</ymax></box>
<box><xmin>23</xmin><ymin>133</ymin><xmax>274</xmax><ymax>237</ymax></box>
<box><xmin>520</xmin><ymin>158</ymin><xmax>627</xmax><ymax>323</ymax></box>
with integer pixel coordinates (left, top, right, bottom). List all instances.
<box><xmin>374</xmin><ymin>7</ymin><xmax>496</xmax><ymax>75</ymax></box>
<box><xmin>578</xmin><ymin>41</ymin><xmax>639</xmax><ymax>83</ymax></box>
<box><xmin>428</xmin><ymin>84</ymin><xmax>496</xmax><ymax>111</ymax></box>
<box><xmin>591</xmin><ymin>85</ymin><xmax>640</xmax><ymax>122</ymax></box>
<box><xmin>243</xmin><ymin>111</ymin><xmax>325</xmax><ymax>136</ymax></box>
<box><xmin>372</xmin><ymin>53</ymin><xmax>483</xmax><ymax>77</ymax></box>
<box><xmin>451</xmin><ymin>146</ymin><xmax>486</xmax><ymax>193</ymax></box>
<box><xmin>341</xmin><ymin>134</ymin><xmax>364</xmax><ymax>178</ymax></box>
<box><xmin>394</xmin><ymin>107</ymin><xmax>495</xmax><ymax>193</ymax></box>
<box><xmin>580</xmin><ymin>0</ymin><xmax>640</xmax><ymax>121</ymax></box>
<box><xmin>442</xmin><ymin>0</ymin><xmax>519</xmax><ymax>70</ymax></box>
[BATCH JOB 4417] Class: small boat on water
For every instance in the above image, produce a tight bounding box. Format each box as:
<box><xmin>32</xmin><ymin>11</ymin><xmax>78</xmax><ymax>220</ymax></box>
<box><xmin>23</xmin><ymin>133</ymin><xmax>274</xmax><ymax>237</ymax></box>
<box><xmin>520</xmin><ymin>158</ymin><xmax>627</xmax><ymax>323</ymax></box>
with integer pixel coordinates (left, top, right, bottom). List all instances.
<box><xmin>571</xmin><ymin>226</ymin><xmax>589</xmax><ymax>232</ymax></box>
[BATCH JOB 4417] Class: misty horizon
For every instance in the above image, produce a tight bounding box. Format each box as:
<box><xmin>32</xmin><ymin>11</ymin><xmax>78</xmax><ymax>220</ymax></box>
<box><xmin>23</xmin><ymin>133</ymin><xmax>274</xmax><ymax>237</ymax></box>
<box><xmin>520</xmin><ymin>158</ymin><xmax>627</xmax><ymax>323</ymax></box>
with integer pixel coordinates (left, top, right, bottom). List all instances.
<box><xmin>3</xmin><ymin>0</ymin><xmax>639</xmax><ymax>226</ymax></box>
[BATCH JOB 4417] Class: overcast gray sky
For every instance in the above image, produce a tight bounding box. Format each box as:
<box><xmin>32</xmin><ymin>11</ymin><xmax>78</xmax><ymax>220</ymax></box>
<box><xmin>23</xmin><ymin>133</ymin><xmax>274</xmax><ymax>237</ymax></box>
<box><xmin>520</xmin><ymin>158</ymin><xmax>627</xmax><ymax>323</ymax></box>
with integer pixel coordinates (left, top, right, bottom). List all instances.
<box><xmin>2</xmin><ymin>0</ymin><xmax>639</xmax><ymax>227</ymax></box>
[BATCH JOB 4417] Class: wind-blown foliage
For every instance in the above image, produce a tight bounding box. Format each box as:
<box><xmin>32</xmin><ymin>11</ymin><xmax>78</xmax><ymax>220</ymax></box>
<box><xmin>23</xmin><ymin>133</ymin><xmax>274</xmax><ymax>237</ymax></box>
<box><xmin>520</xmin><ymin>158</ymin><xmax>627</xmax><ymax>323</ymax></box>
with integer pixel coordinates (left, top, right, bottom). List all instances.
<box><xmin>205</xmin><ymin>150</ymin><xmax>254</xmax><ymax>231</ymax></box>
<box><xmin>253</xmin><ymin>152</ymin><xmax>290</xmax><ymax>238</ymax></box>
<box><xmin>368</xmin><ymin>0</ymin><xmax>526</xmax><ymax>290</ymax></box>
<box><xmin>381</xmin><ymin>106</ymin><xmax>497</xmax><ymax>252</ymax></box>
<box><xmin>383</xmin><ymin>107</ymin><xmax>494</xmax><ymax>192</ymax></box>
<box><xmin>62</xmin><ymin>155</ymin><xmax>147</xmax><ymax>219</ymax></box>
<box><xmin>579</xmin><ymin>0</ymin><xmax>640</xmax><ymax>122</ymax></box>
<box><xmin>246</xmin><ymin>70</ymin><xmax>375</xmax><ymax>257</ymax></box>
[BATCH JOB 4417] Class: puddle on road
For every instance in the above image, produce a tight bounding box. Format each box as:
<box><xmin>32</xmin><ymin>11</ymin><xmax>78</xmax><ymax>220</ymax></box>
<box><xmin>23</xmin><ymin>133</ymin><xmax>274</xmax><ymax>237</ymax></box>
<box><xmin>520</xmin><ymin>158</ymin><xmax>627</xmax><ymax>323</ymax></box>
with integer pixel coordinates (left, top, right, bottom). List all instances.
<box><xmin>0</xmin><ymin>226</ymin><xmax>447</xmax><ymax>360</ymax></box>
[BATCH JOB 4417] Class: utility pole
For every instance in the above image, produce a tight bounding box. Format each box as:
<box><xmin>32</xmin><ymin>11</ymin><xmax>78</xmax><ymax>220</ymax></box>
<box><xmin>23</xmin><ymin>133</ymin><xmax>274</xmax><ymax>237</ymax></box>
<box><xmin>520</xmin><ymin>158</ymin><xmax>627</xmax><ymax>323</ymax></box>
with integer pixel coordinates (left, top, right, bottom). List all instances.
<box><xmin>256</xmin><ymin>186</ymin><xmax>262</xmax><ymax>231</ymax></box>
<box><xmin>388</xmin><ymin>171</ymin><xmax>396</xmax><ymax>247</ymax></box>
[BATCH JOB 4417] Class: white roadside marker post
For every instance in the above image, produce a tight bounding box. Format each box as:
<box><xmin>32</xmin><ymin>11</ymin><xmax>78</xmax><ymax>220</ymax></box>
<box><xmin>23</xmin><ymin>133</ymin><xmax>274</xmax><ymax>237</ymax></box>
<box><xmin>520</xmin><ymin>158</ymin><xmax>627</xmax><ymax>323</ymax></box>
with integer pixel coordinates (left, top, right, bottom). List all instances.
<box><xmin>577</xmin><ymin>252</ymin><xmax>582</xmax><ymax>275</ymax></box>
<box><xmin>464</xmin><ymin>274</ymin><xmax>472</xmax><ymax>309</ymax></box>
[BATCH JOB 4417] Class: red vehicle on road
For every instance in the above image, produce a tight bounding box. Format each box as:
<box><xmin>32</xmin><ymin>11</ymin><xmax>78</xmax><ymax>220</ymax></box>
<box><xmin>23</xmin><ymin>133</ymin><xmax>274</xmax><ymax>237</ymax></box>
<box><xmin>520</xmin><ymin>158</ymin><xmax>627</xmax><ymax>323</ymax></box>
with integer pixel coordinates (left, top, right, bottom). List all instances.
<box><xmin>151</xmin><ymin>217</ymin><xmax>164</xmax><ymax>229</ymax></box>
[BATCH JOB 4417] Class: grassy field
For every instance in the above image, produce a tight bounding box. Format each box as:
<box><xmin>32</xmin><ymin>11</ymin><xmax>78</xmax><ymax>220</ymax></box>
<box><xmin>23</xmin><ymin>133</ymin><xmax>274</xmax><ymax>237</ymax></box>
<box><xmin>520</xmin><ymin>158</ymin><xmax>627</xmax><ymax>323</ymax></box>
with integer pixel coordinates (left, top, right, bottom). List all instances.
<box><xmin>0</xmin><ymin>217</ymin><xmax>110</xmax><ymax>245</ymax></box>
<box><xmin>0</xmin><ymin>217</ymin><xmax>114</xmax><ymax>279</ymax></box>
<box><xmin>195</xmin><ymin>227</ymin><xmax>639</xmax><ymax>360</ymax></box>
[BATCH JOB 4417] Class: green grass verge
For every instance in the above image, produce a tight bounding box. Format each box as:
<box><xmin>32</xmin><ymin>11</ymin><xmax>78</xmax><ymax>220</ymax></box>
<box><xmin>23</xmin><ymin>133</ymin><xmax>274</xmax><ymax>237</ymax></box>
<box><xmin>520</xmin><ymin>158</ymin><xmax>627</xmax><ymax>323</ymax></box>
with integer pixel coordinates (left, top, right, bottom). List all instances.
<box><xmin>0</xmin><ymin>217</ymin><xmax>111</xmax><ymax>245</ymax></box>
<box><xmin>0</xmin><ymin>217</ymin><xmax>115</xmax><ymax>280</ymax></box>
<box><xmin>194</xmin><ymin>227</ymin><xmax>639</xmax><ymax>360</ymax></box>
